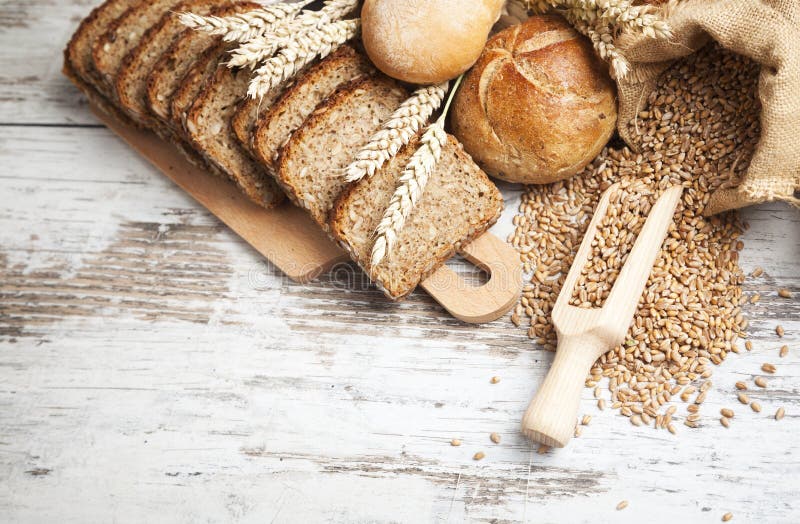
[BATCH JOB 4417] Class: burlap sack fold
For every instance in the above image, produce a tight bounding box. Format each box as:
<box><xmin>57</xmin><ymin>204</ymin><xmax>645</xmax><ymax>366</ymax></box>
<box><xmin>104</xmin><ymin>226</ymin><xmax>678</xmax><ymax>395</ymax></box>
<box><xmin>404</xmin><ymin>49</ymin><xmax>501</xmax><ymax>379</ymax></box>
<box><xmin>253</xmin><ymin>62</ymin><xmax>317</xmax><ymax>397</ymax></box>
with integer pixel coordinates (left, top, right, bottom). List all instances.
<box><xmin>616</xmin><ymin>0</ymin><xmax>800</xmax><ymax>215</ymax></box>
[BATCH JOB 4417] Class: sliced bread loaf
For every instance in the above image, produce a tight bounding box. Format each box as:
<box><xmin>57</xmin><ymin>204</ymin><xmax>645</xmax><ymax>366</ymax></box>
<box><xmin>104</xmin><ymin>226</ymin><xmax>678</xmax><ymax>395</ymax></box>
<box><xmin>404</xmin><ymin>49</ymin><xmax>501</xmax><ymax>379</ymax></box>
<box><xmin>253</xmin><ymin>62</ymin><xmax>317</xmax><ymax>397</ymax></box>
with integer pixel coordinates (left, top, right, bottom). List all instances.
<box><xmin>116</xmin><ymin>0</ymin><xmax>228</xmax><ymax>126</ymax></box>
<box><xmin>185</xmin><ymin>65</ymin><xmax>284</xmax><ymax>208</ymax></box>
<box><xmin>147</xmin><ymin>2</ymin><xmax>258</xmax><ymax>123</ymax></box>
<box><xmin>330</xmin><ymin>136</ymin><xmax>504</xmax><ymax>300</ymax></box>
<box><xmin>92</xmin><ymin>0</ymin><xmax>184</xmax><ymax>99</ymax></box>
<box><xmin>276</xmin><ymin>75</ymin><xmax>408</xmax><ymax>228</ymax></box>
<box><xmin>63</xmin><ymin>0</ymin><xmax>142</xmax><ymax>120</ymax></box>
<box><xmin>253</xmin><ymin>44</ymin><xmax>375</xmax><ymax>172</ymax></box>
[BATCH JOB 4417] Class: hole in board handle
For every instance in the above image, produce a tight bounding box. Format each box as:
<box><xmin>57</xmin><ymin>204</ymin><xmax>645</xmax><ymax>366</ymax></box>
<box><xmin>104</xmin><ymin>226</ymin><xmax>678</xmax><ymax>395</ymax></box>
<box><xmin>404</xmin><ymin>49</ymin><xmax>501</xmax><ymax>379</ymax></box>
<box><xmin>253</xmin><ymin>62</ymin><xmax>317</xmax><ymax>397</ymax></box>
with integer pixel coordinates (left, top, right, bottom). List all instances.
<box><xmin>444</xmin><ymin>253</ymin><xmax>491</xmax><ymax>288</ymax></box>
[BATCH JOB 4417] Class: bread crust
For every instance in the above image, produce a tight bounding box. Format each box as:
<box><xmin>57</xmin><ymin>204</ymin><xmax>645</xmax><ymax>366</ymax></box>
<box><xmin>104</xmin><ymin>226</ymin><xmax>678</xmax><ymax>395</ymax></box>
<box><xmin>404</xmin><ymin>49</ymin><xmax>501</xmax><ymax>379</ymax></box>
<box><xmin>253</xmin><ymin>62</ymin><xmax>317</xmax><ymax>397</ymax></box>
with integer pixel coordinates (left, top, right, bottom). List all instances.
<box><xmin>451</xmin><ymin>15</ymin><xmax>617</xmax><ymax>185</ymax></box>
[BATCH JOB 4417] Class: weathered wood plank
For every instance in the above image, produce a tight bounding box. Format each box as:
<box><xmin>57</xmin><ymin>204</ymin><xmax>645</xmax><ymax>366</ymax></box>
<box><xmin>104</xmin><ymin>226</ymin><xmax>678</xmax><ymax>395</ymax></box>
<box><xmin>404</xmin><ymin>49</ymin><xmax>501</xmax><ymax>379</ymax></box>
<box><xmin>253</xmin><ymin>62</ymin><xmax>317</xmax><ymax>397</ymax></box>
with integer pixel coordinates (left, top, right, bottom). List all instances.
<box><xmin>0</xmin><ymin>1</ymin><xmax>98</xmax><ymax>125</ymax></box>
<box><xmin>0</xmin><ymin>124</ymin><xmax>798</xmax><ymax>523</ymax></box>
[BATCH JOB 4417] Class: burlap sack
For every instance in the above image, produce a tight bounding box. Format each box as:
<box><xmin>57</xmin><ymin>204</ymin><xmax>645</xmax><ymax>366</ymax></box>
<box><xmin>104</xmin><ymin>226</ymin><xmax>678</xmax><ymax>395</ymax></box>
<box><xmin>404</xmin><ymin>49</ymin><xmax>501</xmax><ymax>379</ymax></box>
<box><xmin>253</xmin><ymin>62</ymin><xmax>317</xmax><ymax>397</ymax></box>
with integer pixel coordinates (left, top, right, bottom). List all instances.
<box><xmin>616</xmin><ymin>0</ymin><xmax>800</xmax><ymax>215</ymax></box>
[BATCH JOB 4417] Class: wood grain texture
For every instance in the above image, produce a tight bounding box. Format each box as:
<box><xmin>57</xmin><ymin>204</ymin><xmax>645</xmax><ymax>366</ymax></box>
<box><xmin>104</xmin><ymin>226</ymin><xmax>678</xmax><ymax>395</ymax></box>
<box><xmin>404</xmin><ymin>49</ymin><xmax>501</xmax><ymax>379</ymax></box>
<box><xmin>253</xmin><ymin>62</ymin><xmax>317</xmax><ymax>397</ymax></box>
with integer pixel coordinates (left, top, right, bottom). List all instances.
<box><xmin>0</xmin><ymin>2</ymin><xmax>799</xmax><ymax>523</ymax></box>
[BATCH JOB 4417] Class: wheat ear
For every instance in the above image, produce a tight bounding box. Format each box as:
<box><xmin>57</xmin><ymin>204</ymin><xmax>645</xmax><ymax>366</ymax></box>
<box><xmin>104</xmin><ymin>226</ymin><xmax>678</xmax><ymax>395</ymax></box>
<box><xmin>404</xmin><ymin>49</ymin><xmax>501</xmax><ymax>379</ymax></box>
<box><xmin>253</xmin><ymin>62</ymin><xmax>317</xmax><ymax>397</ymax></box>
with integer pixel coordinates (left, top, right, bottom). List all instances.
<box><xmin>247</xmin><ymin>18</ymin><xmax>360</xmax><ymax>99</ymax></box>
<box><xmin>344</xmin><ymin>83</ymin><xmax>448</xmax><ymax>183</ymax></box>
<box><xmin>370</xmin><ymin>76</ymin><xmax>463</xmax><ymax>267</ymax></box>
<box><xmin>178</xmin><ymin>2</ymin><xmax>310</xmax><ymax>43</ymax></box>
<box><xmin>228</xmin><ymin>0</ymin><xmax>359</xmax><ymax>68</ymax></box>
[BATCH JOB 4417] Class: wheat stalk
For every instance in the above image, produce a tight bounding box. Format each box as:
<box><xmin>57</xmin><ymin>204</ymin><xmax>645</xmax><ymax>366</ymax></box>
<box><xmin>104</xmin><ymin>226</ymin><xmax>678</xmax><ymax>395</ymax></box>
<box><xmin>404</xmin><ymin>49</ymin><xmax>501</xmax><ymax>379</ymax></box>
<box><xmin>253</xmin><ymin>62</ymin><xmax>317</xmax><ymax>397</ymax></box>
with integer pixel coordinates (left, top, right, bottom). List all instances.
<box><xmin>178</xmin><ymin>2</ymin><xmax>310</xmax><ymax>43</ymax></box>
<box><xmin>370</xmin><ymin>76</ymin><xmax>463</xmax><ymax>267</ymax></box>
<box><xmin>247</xmin><ymin>18</ymin><xmax>360</xmax><ymax>99</ymax></box>
<box><xmin>344</xmin><ymin>83</ymin><xmax>449</xmax><ymax>183</ymax></box>
<box><xmin>370</xmin><ymin>123</ymin><xmax>447</xmax><ymax>267</ymax></box>
<box><xmin>228</xmin><ymin>0</ymin><xmax>358</xmax><ymax>68</ymax></box>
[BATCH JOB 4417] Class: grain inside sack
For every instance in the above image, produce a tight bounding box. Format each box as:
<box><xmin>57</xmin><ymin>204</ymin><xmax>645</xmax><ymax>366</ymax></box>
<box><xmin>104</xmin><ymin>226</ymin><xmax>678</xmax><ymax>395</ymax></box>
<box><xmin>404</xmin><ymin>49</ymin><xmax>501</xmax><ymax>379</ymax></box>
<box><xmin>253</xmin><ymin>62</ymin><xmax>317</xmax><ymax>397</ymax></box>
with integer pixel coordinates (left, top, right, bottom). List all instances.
<box><xmin>511</xmin><ymin>43</ymin><xmax>758</xmax><ymax>429</ymax></box>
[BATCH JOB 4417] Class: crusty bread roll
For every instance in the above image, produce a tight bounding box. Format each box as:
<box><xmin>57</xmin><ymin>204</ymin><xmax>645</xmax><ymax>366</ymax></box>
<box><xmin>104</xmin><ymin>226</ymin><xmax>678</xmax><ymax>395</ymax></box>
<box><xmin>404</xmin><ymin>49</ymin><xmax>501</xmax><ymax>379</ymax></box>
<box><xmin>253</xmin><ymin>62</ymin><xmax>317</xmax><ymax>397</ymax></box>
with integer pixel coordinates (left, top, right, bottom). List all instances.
<box><xmin>451</xmin><ymin>15</ymin><xmax>618</xmax><ymax>185</ymax></box>
<box><xmin>361</xmin><ymin>0</ymin><xmax>505</xmax><ymax>84</ymax></box>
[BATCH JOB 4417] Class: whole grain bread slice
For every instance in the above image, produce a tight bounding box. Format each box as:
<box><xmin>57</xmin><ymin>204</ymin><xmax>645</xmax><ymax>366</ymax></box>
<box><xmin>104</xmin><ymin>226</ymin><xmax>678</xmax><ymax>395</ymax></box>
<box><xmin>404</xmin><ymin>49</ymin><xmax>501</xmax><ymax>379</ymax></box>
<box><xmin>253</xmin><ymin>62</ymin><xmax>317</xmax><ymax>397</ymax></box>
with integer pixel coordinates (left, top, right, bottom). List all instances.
<box><xmin>230</xmin><ymin>82</ymin><xmax>290</xmax><ymax>159</ymax></box>
<box><xmin>170</xmin><ymin>42</ymin><xmax>229</xmax><ymax>135</ymax></box>
<box><xmin>116</xmin><ymin>0</ymin><xmax>230</xmax><ymax>127</ymax></box>
<box><xmin>185</xmin><ymin>65</ymin><xmax>284</xmax><ymax>208</ymax></box>
<box><xmin>252</xmin><ymin>44</ymin><xmax>375</xmax><ymax>173</ymax></box>
<box><xmin>63</xmin><ymin>0</ymin><xmax>142</xmax><ymax>121</ymax></box>
<box><xmin>276</xmin><ymin>75</ymin><xmax>409</xmax><ymax>228</ymax></box>
<box><xmin>92</xmin><ymin>0</ymin><xmax>185</xmax><ymax>100</ymax></box>
<box><xmin>330</xmin><ymin>136</ymin><xmax>504</xmax><ymax>300</ymax></box>
<box><xmin>147</xmin><ymin>2</ymin><xmax>258</xmax><ymax>123</ymax></box>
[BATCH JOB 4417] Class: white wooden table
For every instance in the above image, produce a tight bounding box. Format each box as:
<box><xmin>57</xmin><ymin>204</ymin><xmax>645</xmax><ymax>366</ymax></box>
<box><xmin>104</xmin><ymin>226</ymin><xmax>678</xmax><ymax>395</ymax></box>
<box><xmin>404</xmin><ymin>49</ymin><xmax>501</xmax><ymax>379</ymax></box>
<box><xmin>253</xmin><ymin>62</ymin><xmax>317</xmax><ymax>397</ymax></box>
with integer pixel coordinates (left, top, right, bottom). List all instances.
<box><xmin>1</xmin><ymin>2</ymin><xmax>798</xmax><ymax>522</ymax></box>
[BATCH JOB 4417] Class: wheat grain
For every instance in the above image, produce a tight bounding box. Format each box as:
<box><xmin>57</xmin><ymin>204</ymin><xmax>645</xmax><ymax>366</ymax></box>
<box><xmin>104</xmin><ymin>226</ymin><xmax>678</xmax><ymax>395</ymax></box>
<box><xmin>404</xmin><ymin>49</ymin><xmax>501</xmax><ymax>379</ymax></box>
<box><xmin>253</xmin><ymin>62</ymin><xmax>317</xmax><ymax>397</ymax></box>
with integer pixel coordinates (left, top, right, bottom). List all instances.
<box><xmin>178</xmin><ymin>2</ymin><xmax>310</xmax><ymax>42</ymax></box>
<box><xmin>370</xmin><ymin>122</ymin><xmax>447</xmax><ymax>266</ymax></box>
<box><xmin>248</xmin><ymin>18</ymin><xmax>360</xmax><ymax>99</ymax></box>
<box><xmin>344</xmin><ymin>83</ymin><xmax>448</xmax><ymax>183</ymax></box>
<box><xmin>738</xmin><ymin>393</ymin><xmax>750</xmax><ymax>405</ymax></box>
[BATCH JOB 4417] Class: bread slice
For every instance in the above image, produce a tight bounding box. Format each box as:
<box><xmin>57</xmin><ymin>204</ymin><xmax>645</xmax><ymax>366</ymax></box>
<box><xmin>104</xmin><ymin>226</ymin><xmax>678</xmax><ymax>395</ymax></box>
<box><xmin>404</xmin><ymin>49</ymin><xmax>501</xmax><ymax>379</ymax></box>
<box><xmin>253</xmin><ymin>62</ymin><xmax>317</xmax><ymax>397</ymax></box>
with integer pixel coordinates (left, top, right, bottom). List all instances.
<box><xmin>252</xmin><ymin>44</ymin><xmax>375</xmax><ymax>172</ymax></box>
<box><xmin>330</xmin><ymin>136</ymin><xmax>504</xmax><ymax>300</ymax></box>
<box><xmin>185</xmin><ymin>65</ymin><xmax>284</xmax><ymax>208</ymax></box>
<box><xmin>170</xmin><ymin>42</ymin><xmax>229</xmax><ymax>135</ymax></box>
<box><xmin>276</xmin><ymin>75</ymin><xmax>409</xmax><ymax>228</ymax></box>
<box><xmin>92</xmin><ymin>0</ymin><xmax>185</xmax><ymax>99</ymax></box>
<box><xmin>231</xmin><ymin>82</ymin><xmax>289</xmax><ymax>158</ymax></box>
<box><xmin>63</xmin><ymin>0</ymin><xmax>142</xmax><ymax>120</ymax></box>
<box><xmin>147</xmin><ymin>2</ymin><xmax>259</xmax><ymax>123</ymax></box>
<box><xmin>116</xmin><ymin>0</ymin><xmax>228</xmax><ymax>126</ymax></box>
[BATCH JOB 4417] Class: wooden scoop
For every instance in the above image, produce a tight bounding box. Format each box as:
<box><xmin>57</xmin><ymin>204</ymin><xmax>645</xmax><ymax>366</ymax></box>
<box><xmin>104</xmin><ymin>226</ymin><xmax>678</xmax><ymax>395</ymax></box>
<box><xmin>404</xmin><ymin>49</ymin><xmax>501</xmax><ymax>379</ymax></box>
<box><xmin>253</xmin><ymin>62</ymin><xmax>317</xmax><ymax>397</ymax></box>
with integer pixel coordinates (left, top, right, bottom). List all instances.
<box><xmin>521</xmin><ymin>183</ymin><xmax>683</xmax><ymax>448</ymax></box>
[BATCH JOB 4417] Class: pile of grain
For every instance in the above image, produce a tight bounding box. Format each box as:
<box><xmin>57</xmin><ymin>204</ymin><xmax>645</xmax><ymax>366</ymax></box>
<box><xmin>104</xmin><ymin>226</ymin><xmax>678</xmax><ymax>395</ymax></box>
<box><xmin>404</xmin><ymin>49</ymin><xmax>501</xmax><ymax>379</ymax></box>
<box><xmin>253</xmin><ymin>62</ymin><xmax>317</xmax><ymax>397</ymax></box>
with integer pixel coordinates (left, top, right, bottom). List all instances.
<box><xmin>510</xmin><ymin>44</ymin><xmax>760</xmax><ymax>431</ymax></box>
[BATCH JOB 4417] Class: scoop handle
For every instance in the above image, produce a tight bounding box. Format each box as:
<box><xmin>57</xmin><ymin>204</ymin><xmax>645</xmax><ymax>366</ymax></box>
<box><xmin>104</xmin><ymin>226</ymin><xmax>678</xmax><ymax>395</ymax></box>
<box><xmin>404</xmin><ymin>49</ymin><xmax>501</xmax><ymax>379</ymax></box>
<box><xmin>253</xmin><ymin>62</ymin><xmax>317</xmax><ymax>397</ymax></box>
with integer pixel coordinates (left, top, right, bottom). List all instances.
<box><xmin>521</xmin><ymin>334</ymin><xmax>606</xmax><ymax>448</ymax></box>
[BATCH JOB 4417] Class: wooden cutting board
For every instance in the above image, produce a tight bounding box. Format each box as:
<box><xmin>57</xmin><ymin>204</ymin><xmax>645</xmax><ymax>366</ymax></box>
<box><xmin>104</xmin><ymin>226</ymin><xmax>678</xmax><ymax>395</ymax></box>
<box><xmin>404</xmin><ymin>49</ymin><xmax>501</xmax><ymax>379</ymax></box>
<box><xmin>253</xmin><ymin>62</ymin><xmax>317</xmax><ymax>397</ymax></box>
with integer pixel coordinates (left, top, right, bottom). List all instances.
<box><xmin>91</xmin><ymin>104</ymin><xmax>522</xmax><ymax>324</ymax></box>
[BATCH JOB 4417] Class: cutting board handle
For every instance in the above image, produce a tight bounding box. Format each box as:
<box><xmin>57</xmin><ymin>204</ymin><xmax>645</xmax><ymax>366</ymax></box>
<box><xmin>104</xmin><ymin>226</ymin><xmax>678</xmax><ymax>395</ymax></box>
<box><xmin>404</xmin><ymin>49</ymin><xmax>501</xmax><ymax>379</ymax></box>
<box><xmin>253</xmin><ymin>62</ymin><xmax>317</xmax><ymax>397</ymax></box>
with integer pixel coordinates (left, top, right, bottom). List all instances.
<box><xmin>421</xmin><ymin>233</ymin><xmax>522</xmax><ymax>323</ymax></box>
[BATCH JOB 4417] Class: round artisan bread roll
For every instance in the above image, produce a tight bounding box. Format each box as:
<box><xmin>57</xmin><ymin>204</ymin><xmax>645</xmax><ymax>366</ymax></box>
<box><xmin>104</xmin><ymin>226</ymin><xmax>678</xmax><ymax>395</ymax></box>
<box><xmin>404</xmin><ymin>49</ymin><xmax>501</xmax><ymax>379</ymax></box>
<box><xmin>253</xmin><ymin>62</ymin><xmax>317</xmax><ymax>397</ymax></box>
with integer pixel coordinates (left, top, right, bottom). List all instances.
<box><xmin>361</xmin><ymin>0</ymin><xmax>505</xmax><ymax>84</ymax></box>
<box><xmin>451</xmin><ymin>15</ymin><xmax>618</xmax><ymax>185</ymax></box>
